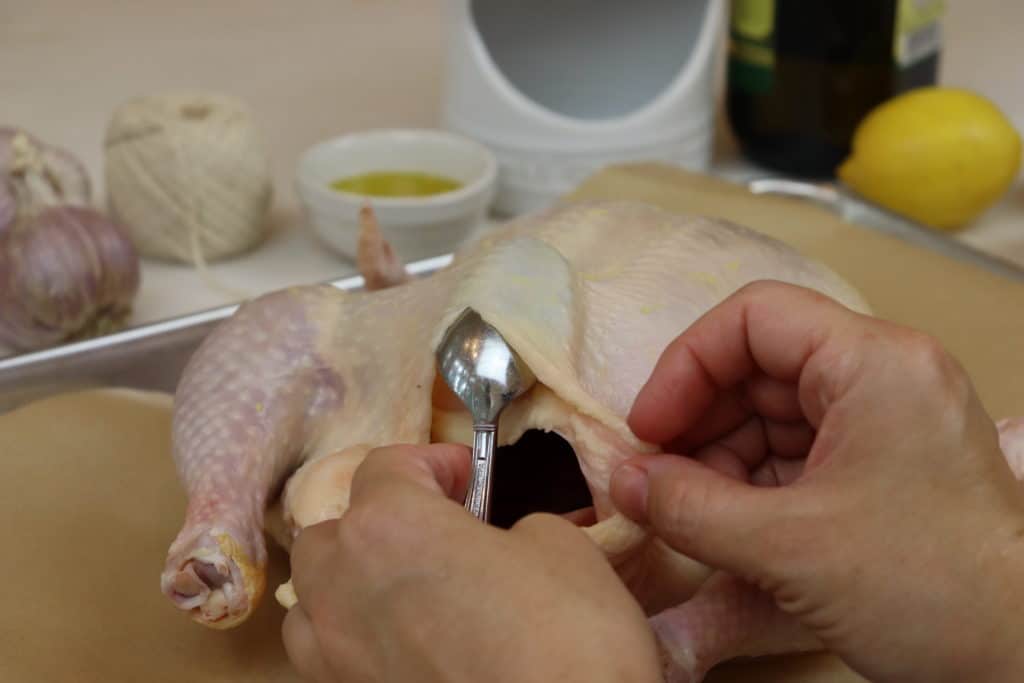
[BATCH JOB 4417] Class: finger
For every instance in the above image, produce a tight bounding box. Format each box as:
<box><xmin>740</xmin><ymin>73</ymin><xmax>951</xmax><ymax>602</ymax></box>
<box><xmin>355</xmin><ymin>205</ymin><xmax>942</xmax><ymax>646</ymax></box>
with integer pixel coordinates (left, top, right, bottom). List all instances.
<box><xmin>751</xmin><ymin>457</ymin><xmax>805</xmax><ymax>487</ymax></box>
<box><xmin>348</xmin><ymin>443</ymin><xmax>471</xmax><ymax>507</ymax></box>
<box><xmin>290</xmin><ymin>519</ymin><xmax>342</xmax><ymax>614</ymax></box>
<box><xmin>668</xmin><ymin>377</ymin><xmax>805</xmax><ymax>454</ymax></box>
<box><xmin>666</xmin><ymin>387</ymin><xmax>752</xmax><ymax>451</ymax></box>
<box><xmin>694</xmin><ymin>417</ymin><xmax>767</xmax><ymax>480</ymax></box>
<box><xmin>696</xmin><ymin>445</ymin><xmax>750</xmax><ymax>481</ymax></box>
<box><xmin>765</xmin><ymin>419</ymin><xmax>814</xmax><ymax>458</ymax></box>
<box><xmin>694</xmin><ymin>417</ymin><xmax>813</xmax><ymax>480</ymax></box>
<box><xmin>562</xmin><ymin>506</ymin><xmax>598</xmax><ymax>526</ymax></box>
<box><xmin>282</xmin><ymin>606</ymin><xmax>332</xmax><ymax>683</ymax></box>
<box><xmin>746</xmin><ymin>373</ymin><xmax>803</xmax><ymax>422</ymax></box>
<box><xmin>629</xmin><ymin>282</ymin><xmax>856</xmax><ymax>445</ymax></box>
<box><xmin>610</xmin><ymin>454</ymin><xmax>792</xmax><ymax>580</ymax></box>
<box><xmin>512</xmin><ymin>513</ymin><xmax>607</xmax><ymax>564</ymax></box>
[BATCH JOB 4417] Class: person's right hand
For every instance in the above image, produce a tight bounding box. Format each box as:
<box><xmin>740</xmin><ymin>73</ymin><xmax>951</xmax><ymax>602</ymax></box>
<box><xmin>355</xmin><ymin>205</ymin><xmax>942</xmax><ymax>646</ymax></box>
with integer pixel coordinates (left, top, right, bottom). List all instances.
<box><xmin>610</xmin><ymin>281</ymin><xmax>1024</xmax><ymax>683</ymax></box>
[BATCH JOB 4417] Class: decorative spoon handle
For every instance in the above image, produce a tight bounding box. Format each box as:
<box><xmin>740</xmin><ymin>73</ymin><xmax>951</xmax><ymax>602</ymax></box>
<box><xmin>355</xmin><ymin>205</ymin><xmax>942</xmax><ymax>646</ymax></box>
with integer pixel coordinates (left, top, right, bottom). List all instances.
<box><xmin>465</xmin><ymin>424</ymin><xmax>497</xmax><ymax>521</ymax></box>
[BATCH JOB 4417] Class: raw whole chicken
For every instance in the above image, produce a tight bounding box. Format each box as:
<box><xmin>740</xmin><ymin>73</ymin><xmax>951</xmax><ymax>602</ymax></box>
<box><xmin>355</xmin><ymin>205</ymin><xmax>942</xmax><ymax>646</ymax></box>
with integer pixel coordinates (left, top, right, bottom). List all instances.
<box><xmin>161</xmin><ymin>201</ymin><xmax>1024</xmax><ymax>682</ymax></box>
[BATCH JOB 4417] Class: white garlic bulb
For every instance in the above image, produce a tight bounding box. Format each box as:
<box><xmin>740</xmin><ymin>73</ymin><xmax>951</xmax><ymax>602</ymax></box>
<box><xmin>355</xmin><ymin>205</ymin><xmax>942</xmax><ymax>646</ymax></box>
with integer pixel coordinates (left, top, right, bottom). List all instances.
<box><xmin>104</xmin><ymin>92</ymin><xmax>273</xmax><ymax>263</ymax></box>
<box><xmin>0</xmin><ymin>128</ymin><xmax>140</xmax><ymax>351</ymax></box>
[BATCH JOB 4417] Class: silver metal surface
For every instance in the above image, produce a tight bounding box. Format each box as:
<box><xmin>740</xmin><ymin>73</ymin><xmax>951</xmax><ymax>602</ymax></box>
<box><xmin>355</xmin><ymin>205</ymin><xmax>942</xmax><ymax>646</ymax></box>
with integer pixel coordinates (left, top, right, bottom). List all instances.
<box><xmin>468</xmin><ymin>427</ymin><xmax>497</xmax><ymax>521</ymax></box>
<box><xmin>435</xmin><ymin>308</ymin><xmax>537</xmax><ymax>521</ymax></box>
<box><xmin>0</xmin><ymin>253</ymin><xmax>453</xmax><ymax>414</ymax></box>
<box><xmin>748</xmin><ymin>178</ymin><xmax>1024</xmax><ymax>283</ymax></box>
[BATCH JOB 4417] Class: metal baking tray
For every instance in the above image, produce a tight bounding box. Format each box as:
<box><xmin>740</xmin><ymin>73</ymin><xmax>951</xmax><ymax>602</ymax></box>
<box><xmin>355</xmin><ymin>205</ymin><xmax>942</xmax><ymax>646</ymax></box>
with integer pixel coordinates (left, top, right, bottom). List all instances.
<box><xmin>748</xmin><ymin>178</ymin><xmax>1024</xmax><ymax>282</ymax></box>
<box><xmin>0</xmin><ymin>254</ymin><xmax>452</xmax><ymax>414</ymax></box>
<box><xmin>1</xmin><ymin>177</ymin><xmax>1022</xmax><ymax>414</ymax></box>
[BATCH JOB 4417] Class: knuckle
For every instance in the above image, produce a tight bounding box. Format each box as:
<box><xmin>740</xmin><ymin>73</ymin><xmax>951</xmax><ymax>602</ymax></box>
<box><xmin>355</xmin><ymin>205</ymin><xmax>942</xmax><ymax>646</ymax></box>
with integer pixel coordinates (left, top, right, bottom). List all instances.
<box><xmin>513</xmin><ymin>512</ymin><xmax>603</xmax><ymax>558</ymax></box>
<box><xmin>511</xmin><ymin>511</ymin><xmax>555</xmax><ymax>533</ymax></box>
<box><xmin>291</xmin><ymin>519</ymin><xmax>336</xmax><ymax>572</ymax></box>
<box><xmin>362</xmin><ymin>444</ymin><xmax>409</xmax><ymax>469</ymax></box>
<box><xmin>304</xmin><ymin>592</ymin><xmax>336</xmax><ymax>636</ymax></box>
<box><xmin>737</xmin><ymin>279</ymin><xmax>777</xmax><ymax>296</ymax></box>
<box><xmin>902</xmin><ymin>331</ymin><xmax>971</xmax><ymax>403</ymax></box>
<box><xmin>352</xmin><ymin>446</ymin><xmax>423</xmax><ymax>493</ymax></box>
<box><xmin>738</xmin><ymin>279</ymin><xmax>825</xmax><ymax>306</ymax></box>
<box><xmin>338</xmin><ymin>484</ymin><xmax>435</xmax><ymax>555</ymax></box>
<box><xmin>363</xmin><ymin>443</ymin><xmax>455</xmax><ymax>484</ymax></box>
<box><xmin>514</xmin><ymin>511</ymin><xmax>575</xmax><ymax>541</ymax></box>
<box><xmin>281</xmin><ymin>610</ymin><xmax>316</xmax><ymax>674</ymax></box>
<box><xmin>736</xmin><ymin>279</ymin><xmax>786</xmax><ymax>304</ymax></box>
<box><xmin>904</xmin><ymin>330</ymin><xmax>947</xmax><ymax>367</ymax></box>
<box><xmin>743</xmin><ymin>278</ymin><xmax>798</xmax><ymax>296</ymax></box>
<box><xmin>336</xmin><ymin>500</ymin><xmax>391</xmax><ymax>550</ymax></box>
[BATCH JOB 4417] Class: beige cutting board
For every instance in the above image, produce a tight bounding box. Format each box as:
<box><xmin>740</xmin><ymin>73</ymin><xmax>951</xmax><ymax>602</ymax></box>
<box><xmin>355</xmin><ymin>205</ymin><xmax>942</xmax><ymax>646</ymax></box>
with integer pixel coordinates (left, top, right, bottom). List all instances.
<box><xmin>6</xmin><ymin>163</ymin><xmax>1023</xmax><ymax>682</ymax></box>
<box><xmin>0</xmin><ymin>391</ymin><xmax>296</xmax><ymax>683</ymax></box>
<box><xmin>0</xmin><ymin>390</ymin><xmax>861</xmax><ymax>682</ymax></box>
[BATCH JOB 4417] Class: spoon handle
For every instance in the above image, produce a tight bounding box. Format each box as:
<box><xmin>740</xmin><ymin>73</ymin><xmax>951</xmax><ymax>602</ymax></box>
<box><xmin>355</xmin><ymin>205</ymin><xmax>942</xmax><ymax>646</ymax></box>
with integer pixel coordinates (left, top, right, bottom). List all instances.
<box><xmin>465</xmin><ymin>424</ymin><xmax>497</xmax><ymax>521</ymax></box>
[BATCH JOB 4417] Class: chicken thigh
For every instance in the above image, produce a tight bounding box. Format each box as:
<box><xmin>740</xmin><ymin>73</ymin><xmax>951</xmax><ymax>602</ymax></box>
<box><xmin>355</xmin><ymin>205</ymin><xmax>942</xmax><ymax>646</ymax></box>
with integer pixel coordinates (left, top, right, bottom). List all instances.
<box><xmin>161</xmin><ymin>201</ymin><xmax>1023</xmax><ymax>681</ymax></box>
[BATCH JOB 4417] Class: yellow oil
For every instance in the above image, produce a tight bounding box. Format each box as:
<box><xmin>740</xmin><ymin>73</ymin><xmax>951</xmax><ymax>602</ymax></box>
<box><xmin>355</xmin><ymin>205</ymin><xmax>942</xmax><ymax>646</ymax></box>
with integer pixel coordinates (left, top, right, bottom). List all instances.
<box><xmin>330</xmin><ymin>171</ymin><xmax>463</xmax><ymax>198</ymax></box>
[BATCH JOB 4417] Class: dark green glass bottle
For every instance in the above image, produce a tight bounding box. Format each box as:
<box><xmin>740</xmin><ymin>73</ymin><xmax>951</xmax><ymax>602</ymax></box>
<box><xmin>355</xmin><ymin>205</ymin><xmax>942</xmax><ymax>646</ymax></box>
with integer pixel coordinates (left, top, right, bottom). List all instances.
<box><xmin>727</xmin><ymin>0</ymin><xmax>945</xmax><ymax>178</ymax></box>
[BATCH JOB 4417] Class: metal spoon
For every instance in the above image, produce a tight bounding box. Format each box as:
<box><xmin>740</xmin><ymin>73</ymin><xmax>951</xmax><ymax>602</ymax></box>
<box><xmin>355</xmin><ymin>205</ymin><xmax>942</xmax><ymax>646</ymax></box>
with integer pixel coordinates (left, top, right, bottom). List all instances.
<box><xmin>436</xmin><ymin>307</ymin><xmax>536</xmax><ymax>521</ymax></box>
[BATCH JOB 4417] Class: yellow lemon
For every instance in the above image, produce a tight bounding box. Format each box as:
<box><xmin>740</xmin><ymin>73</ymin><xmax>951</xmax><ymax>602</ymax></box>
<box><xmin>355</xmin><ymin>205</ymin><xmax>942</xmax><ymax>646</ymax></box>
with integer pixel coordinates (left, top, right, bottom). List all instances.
<box><xmin>838</xmin><ymin>87</ymin><xmax>1022</xmax><ymax>231</ymax></box>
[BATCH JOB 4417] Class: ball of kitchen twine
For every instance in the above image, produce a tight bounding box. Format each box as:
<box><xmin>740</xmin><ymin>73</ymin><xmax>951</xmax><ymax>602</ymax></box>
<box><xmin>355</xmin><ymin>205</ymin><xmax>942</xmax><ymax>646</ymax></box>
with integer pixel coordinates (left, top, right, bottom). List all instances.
<box><xmin>104</xmin><ymin>91</ymin><xmax>272</xmax><ymax>264</ymax></box>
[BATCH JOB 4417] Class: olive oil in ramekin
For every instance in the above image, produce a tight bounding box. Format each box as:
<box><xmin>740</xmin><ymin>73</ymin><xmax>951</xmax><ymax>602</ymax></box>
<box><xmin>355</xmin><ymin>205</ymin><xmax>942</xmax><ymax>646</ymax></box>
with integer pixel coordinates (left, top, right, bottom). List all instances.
<box><xmin>330</xmin><ymin>171</ymin><xmax>463</xmax><ymax>198</ymax></box>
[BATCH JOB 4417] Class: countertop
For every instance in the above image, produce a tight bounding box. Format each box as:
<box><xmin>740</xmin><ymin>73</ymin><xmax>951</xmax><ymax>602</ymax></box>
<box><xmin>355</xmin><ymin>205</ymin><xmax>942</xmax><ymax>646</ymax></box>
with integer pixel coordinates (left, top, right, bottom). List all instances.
<box><xmin>1</xmin><ymin>0</ymin><xmax>1022</xmax><ymax>335</ymax></box>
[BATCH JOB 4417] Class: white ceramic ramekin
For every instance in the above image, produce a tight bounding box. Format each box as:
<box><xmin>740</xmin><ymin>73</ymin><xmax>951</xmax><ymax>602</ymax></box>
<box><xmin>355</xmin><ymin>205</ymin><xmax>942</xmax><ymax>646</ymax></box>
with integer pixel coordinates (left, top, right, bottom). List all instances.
<box><xmin>296</xmin><ymin>128</ymin><xmax>497</xmax><ymax>262</ymax></box>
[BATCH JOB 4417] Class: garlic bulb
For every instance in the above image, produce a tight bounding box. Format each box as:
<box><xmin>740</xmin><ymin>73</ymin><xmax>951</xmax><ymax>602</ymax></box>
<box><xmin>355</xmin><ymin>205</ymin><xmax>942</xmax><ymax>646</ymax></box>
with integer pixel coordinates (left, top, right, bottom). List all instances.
<box><xmin>104</xmin><ymin>92</ymin><xmax>273</xmax><ymax>264</ymax></box>
<box><xmin>0</xmin><ymin>207</ymin><xmax>140</xmax><ymax>350</ymax></box>
<box><xmin>0</xmin><ymin>126</ymin><xmax>91</xmax><ymax>216</ymax></box>
<box><xmin>0</xmin><ymin>128</ymin><xmax>140</xmax><ymax>351</ymax></box>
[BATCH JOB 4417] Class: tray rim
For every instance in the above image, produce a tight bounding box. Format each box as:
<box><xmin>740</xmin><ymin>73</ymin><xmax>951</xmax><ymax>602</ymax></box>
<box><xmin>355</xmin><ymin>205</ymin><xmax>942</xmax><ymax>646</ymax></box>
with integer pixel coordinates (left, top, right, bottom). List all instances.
<box><xmin>4</xmin><ymin>174</ymin><xmax>1022</xmax><ymax>413</ymax></box>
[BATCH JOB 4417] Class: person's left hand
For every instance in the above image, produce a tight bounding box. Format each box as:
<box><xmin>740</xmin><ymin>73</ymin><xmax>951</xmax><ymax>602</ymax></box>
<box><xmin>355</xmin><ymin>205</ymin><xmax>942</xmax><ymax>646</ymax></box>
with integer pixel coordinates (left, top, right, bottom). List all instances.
<box><xmin>282</xmin><ymin>443</ymin><xmax>661</xmax><ymax>683</ymax></box>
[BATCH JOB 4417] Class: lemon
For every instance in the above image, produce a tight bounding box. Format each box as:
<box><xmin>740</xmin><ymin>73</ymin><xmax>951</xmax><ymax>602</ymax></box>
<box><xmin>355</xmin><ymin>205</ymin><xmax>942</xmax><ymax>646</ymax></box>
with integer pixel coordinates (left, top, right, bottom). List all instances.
<box><xmin>838</xmin><ymin>87</ymin><xmax>1022</xmax><ymax>231</ymax></box>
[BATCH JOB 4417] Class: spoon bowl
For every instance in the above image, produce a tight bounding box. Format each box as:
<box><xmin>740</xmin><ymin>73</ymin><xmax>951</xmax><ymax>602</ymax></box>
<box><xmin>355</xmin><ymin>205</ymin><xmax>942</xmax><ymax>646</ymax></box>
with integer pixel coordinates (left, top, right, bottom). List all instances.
<box><xmin>436</xmin><ymin>308</ymin><xmax>536</xmax><ymax>425</ymax></box>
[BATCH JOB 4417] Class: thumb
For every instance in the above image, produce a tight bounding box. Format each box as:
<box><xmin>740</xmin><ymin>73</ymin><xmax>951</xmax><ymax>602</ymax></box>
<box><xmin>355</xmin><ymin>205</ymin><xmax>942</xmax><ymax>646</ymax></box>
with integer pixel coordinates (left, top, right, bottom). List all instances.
<box><xmin>610</xmin><ymin>455</ymin><xmax>791</xmax><ymax>580</ymax></box>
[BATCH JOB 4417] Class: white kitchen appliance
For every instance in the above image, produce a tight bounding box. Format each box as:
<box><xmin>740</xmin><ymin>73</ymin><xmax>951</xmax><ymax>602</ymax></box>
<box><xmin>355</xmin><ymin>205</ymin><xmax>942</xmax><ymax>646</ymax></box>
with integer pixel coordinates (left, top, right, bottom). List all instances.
<box><xmin>442</xmin><ymin>0</ymin><xmax>726</xmax><ymax>216</ymax></box>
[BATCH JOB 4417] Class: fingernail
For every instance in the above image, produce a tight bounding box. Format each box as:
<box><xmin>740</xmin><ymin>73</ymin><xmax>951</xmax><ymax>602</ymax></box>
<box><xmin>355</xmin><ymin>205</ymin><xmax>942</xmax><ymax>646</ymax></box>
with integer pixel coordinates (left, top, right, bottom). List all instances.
<box><xmin>611</xmin><ymin>464</ymin><xmax>650</xmax><ymax>522</ymax></box>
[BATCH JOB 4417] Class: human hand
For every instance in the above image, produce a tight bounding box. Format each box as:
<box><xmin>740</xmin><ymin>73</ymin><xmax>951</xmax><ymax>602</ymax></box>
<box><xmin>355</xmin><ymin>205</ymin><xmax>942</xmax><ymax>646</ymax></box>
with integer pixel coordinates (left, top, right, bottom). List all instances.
<box><xmin>282</xmin><ymin>443</ymin><xmax>661</xmax><ymax>683</ymax></box>
<box><xmin>610</xmin><ymin>281</ymin><xmax>1024</xmax><ymax>683</ymax></box>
